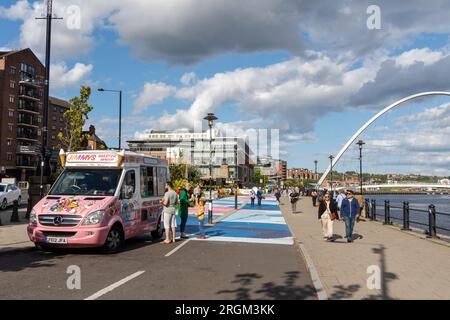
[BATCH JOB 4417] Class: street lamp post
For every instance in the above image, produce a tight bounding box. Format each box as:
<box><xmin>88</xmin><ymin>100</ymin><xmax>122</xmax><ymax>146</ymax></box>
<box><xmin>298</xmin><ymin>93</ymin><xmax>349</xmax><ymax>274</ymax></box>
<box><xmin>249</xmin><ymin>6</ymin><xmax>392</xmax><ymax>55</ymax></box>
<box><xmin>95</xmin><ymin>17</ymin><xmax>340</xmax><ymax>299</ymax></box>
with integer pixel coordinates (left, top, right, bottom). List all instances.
<box><xmin>204</xmin><ymin>113</ymin><xmax>217</xmax><ymax>224</ymax></box>
<box><xmin>234</xmin><ymin>142</ymin><xmax>238</xmax><ymax>209</ymax></box>
<box><xmin>98</xmin><ymin>88</ymin><xmax>122</xmax><ymax>149</ymax></box>
<box><xmin>356</xmin><ymin>140</ymin><xmax>365</xmax><ymax>196</ymax></box>
<box><xmin>328</xmin><ymin>155</ymin><xmax>334</xmax><ymax>191</ymax></box>
<box><xmin>314</xmin><ymin>160</ymin><xmax>318</xmax><ymax>175</ymax></box>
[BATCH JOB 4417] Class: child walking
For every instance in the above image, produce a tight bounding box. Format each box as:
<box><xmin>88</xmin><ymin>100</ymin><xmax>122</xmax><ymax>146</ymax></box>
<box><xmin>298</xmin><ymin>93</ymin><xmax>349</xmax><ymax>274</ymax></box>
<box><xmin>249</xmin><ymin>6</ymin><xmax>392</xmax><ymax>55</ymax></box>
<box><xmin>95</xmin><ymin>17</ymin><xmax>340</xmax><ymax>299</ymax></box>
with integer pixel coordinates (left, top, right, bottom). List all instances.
<box><xmin>196</xmin><ymin>195</ymin><xmax>206</xmax><ymax>239</ymax></box>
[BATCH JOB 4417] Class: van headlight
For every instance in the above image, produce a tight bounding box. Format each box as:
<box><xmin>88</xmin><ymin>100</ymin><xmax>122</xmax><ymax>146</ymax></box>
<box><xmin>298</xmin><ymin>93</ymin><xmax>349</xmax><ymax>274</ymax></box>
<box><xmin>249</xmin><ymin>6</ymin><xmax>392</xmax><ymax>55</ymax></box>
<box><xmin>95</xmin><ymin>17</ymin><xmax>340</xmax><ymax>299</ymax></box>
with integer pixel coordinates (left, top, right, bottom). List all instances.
<box><xmin>29</xmin><ymin>209</ymin><xmax>37</xmax><ymax>224</ymax></box>
<box><xmin>82</xmin><ymin>210</ymin><xmax>105</xmax><ymax>225</ymax></box>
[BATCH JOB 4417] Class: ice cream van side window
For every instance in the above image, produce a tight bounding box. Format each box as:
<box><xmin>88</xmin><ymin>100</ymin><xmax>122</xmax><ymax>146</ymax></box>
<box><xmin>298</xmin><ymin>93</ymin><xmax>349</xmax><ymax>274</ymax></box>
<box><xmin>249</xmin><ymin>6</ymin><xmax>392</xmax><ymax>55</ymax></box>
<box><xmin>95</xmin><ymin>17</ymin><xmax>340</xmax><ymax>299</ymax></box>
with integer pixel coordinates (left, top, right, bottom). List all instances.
<box><xmin>140</xmin><ymin>166</ymin><xmax>154</xmax><ymax>198</ymax></box>
<box><xmin>156</xmin><ymin>167</ymin><xmax>167</xmax><ymax>196</ymax></box>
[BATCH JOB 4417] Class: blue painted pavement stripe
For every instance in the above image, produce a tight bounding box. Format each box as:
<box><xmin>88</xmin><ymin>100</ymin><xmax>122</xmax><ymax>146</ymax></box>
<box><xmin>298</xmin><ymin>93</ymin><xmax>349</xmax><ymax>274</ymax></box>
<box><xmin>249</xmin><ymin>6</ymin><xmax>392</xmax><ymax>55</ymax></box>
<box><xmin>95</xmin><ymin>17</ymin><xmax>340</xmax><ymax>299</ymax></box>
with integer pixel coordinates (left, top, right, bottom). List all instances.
<box><xmin>184</xmin><ymin>196</ymin><xmax>293</xmax><ymax>245</ymax></box>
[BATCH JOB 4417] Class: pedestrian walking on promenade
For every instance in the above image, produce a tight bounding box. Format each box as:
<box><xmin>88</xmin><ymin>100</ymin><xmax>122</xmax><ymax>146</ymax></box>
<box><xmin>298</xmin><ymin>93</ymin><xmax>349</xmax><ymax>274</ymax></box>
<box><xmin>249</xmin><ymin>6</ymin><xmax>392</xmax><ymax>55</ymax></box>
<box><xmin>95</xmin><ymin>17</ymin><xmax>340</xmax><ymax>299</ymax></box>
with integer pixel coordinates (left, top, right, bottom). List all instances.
<box><xmin>161</xmin><ymin>181</ymin><xmax>178</xmax><ymax>244</ymax></box>
<box><xmin>318</xmin><ymin>193</ymin><xmax>338</xmax><ymax>241</ymax></box>
<box><xmin>336</xmin><ymin>189</ymin><xmax>346</xmax><ymax>211</ymax></box>
<box><xmin>257</xmin><ymin>187</ymin><xmax>264</xmax><ymax>207</ymax></box>
<box><xmin>311</xmin><ymin>190</ymin><xmax>318</xmax><ymax>207</ymax></box>
<box><xmin>289</xmin><ymin>187</ymin><xmax>300</xmax><ymax>213</ymax></box>
<box><xmin>275</xmin><ymin>189</ymin><xmax>281</xmax><ymax>203</ymax></box>
<box><xmin>340</xmin><ymin>190</ymin><xmax>360</xmax><ymax>243</ymax></box>
<box><xmin>179</xmin><ymin>182</ymin><xmax>194</xmax><ymax>239</ymax></box>
<box><xmin>355</xmin><ymin>192</ymin><xmax>366</xmax><ymax>221</ymax></box>
<box><xmin>250</xmin><ymin>188</ymin><xmax>256</xmax><ymax>206</ymax></box>
<box><xmin>195</xmin><ymin>191</ymin><xmax>206</xmax><ymax>239</ymax></box>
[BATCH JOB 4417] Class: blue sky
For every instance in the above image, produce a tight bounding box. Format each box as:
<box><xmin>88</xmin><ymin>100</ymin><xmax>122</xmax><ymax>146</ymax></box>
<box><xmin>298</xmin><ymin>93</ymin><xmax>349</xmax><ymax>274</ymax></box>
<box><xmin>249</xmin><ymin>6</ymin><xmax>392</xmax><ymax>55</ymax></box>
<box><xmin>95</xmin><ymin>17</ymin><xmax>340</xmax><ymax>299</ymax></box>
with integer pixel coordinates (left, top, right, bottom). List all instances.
<box><xmin>1</xmin><ymin>0</ymin><xmax>450</xmax><ymax>176</ymax></box>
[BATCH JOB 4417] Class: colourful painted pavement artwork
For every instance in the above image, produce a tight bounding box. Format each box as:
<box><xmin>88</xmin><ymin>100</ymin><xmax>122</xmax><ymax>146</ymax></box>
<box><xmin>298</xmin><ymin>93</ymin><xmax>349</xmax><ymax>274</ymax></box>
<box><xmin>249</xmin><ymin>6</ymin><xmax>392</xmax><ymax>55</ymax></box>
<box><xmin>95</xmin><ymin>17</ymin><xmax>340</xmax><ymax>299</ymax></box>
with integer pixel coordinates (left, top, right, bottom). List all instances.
<box><xmin>180</xmin><ymin>196</ymin><xmax>294</xmax><ymax>245</ymax></box>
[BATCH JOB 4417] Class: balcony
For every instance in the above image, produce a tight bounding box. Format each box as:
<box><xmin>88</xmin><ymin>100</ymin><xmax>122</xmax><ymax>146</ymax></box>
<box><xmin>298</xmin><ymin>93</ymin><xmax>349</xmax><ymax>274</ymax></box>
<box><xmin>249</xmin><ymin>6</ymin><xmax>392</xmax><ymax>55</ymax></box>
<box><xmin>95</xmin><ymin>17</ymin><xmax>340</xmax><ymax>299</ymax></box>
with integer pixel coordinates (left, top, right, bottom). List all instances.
<box><xmin>18</xmin><ymin>100</ymin><xmax>40</xmax><ymax>114</ymax></box>
<box><xmin>18</xmin><ymin>115</ymin><xmax>38</xmax><ymax>128</ymax></box>
<box><xmin>16</xmin><ymin>158</ymin><xmax>36</xmax><ymax>169</ymax></box>
<box><xmin>17</xmin><ymin>132</ymin><xmax>39</xmax><ymax>142</ymax></box>
<box><xmin>19</xmin><ymin>77</ymin><xmax>42</xmax><ymax>88</ymax></box>
<box><xmin>19</xmin><ymin>86</ymin><xmax>40</xmax><ymax>102</ymax></box>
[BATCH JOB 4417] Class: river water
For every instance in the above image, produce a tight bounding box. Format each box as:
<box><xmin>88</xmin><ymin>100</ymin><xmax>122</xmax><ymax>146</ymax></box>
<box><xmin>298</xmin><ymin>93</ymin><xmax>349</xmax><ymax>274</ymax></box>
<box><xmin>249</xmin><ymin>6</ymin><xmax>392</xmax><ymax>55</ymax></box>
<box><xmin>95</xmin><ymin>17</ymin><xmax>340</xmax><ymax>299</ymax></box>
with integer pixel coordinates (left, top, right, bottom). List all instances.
<box><xmin>366</xmin><ymin>194</ymin><xmax>450</xmax><ymax>237</ymax></box>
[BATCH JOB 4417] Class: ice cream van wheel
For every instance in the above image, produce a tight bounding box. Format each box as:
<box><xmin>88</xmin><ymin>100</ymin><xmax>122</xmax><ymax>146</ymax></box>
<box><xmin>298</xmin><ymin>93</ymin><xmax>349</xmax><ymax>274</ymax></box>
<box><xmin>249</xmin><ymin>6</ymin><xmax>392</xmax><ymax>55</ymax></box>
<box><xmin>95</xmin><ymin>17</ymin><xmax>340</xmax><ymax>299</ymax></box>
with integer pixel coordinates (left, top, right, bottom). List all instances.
<box><xmin>102</xmin><ymin>224</ymin><xmax>124</xmax><ymax>253</ymax></box>
<box><xmin>151</xmin><ymin>216</ymin><xmax>164</xmax><ymax>240</ymax></box>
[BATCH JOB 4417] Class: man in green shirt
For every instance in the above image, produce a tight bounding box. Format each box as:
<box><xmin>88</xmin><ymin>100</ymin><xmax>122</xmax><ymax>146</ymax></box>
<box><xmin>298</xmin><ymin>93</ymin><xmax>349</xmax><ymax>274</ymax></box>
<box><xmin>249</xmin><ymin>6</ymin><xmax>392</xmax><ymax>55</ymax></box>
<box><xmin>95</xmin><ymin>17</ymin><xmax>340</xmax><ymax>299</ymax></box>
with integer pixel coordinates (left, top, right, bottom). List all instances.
<box><xmin>179</xmin><ymin>182</ymin><xmax>193</xmax><ymax>239</ymax></box>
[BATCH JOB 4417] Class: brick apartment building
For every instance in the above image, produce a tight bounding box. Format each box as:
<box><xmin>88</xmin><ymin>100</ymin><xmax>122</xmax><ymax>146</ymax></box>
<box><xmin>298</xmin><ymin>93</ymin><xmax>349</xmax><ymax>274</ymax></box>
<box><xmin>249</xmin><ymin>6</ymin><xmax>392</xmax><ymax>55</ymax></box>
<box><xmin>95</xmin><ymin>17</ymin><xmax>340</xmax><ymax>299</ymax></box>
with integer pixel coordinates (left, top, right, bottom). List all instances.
<box><xmin>0</xmin><ymin>48</ymin><xmax>71</xmax><ymax>181</ymax></box>
<box><xmin>287</xmin><ymin>168</ymin><xmax>320</xmax><ymax>180</ymax></box>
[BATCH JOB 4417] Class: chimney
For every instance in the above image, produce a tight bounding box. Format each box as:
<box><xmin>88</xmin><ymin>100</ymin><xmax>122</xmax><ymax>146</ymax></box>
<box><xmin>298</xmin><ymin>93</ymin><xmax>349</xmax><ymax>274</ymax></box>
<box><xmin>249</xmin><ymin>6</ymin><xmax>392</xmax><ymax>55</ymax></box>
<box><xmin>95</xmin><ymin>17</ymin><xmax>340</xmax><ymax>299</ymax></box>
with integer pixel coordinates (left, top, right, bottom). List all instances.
<box><xmin>88</xmin><ymin>125</ymin><xmax>95</xmax><ymax>136</ymax></box>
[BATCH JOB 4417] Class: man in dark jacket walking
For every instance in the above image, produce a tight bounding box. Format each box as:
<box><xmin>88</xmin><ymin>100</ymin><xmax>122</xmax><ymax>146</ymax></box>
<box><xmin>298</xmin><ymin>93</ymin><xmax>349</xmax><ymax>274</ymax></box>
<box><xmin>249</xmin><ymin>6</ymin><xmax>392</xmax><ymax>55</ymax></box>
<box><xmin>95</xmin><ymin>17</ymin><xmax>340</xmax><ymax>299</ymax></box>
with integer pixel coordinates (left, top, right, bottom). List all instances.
<box><xmin>340</xmin><ymin>190</ymin><xmax>360</xmax><ymax>242</ymax></box>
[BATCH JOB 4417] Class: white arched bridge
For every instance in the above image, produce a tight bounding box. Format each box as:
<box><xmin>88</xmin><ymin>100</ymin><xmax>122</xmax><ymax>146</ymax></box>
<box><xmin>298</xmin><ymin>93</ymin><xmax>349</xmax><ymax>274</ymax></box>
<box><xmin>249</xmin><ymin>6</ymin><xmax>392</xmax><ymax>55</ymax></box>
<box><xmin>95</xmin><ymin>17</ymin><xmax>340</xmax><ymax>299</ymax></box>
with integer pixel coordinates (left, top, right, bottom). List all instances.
<box><xmin>317</xmin><ymin>91</ymin><xmax>450</xmax><ymax>188</ymax></box>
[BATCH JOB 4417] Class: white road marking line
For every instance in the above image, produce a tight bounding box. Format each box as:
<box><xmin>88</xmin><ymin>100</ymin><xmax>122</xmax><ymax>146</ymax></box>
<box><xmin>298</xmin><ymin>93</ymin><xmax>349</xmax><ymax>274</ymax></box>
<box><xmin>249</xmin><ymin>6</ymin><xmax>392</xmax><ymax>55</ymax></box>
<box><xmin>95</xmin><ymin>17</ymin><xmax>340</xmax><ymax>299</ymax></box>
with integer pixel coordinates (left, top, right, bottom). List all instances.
<box><xmin>84</xmin><ymin>271</ymin><xmax>145</xmax><ymax>300</ymax></box>
<box><xmin>298</xmin><ymin>243</ymin><xmax>328</xmax><ymax>300</ymax></box>
<box><xmin>165</xmin><ymin>239</ymin><xmax>191</xmax><ymax>257</ymax></box>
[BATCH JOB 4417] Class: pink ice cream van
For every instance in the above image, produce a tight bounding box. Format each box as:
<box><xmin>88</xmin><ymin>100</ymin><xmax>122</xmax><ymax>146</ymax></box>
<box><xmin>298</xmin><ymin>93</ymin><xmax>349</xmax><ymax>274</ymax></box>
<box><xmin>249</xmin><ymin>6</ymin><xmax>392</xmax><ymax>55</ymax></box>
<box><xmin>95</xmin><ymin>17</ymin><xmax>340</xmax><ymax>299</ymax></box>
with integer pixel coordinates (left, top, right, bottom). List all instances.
<box><xmin>28</xmin><ymin>150</ymin><xmax>168</xmax><ymax>253</ymax></box>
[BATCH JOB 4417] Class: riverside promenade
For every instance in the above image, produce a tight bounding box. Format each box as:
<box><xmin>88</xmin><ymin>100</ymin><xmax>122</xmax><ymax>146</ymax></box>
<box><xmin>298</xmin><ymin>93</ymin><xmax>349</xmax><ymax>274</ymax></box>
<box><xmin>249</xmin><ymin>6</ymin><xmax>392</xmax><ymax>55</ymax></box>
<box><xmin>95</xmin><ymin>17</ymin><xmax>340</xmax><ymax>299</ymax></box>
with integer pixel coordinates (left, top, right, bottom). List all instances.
<box><xmin>280</xmin><ymin>195</ymin><xmax>450</xmax><ymax>299</ymax></box>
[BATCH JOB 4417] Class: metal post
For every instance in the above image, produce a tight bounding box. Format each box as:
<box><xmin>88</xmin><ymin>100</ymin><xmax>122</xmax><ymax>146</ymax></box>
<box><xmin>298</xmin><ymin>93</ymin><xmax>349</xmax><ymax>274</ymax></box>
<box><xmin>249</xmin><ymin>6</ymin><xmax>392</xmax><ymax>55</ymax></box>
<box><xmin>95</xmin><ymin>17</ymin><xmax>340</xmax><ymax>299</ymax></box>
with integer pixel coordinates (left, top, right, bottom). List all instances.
<box><xmin>234</xmin><ymin>143</ymin><xmax>238</xmax><ymax>209</ymax></box>
<box><xmin>10</xmin><ymin>200</ymin><xmax>19</xmax><ymax>223</ymax></box>
<box><xmin>402</xmin><ymin>201</ymin><xmax>411</xmax><ymax>231</ymax></box>
<box><xmin>36</xmin><ymin>0</ymin><xmax>62</xmax><ymax>192</ymax></box>
<box><xmin>119</xmin><ymin>90</ymin><xmax>122</xmax><ymax>150</ymax></box>
<box><xmin>427</xmin><ymin>205</ymin><xmax>437</xmax><ymax>238</ymax></box>
<box><xmin>371</xmin><ymin>199</ymin><xmax>376</xmax><ymax>221</ymax></box>
<box><xmin>329</xmin><ymin>155</ymin><xmax>334</xmax><ymax>192</ymax></box>
<box><xmin>384</xmin><ymin>200</ymin><xmax>391</xmax><ymax>225</ymax></box>
<box><xmin>365</xmin><ymin>199</ymin><xmax>370</xmax><ymax>219</ymax></box>
<box><xmin>208</xmin><ymin>124</ymin><xmax>213</xmax><ymax>224</ymax></box>
<box><xmin>39</xmin><ymin>158</ymin><xmax>44</xmax><ymax>198</ymax></box>
<box><xmin>25</xmin><ymin>197</ymin><xmax>32</xmax><ymax>220</ymax></box>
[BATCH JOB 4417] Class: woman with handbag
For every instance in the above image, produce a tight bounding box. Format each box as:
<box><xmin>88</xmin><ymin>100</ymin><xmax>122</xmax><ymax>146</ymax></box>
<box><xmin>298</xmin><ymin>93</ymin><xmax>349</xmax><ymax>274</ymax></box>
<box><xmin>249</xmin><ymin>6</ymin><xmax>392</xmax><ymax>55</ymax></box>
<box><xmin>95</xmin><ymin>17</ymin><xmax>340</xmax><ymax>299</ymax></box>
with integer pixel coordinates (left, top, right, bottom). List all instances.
<box><xmin>318</xmin><ymin>193</ymin><xmax>338</xmax><ymax>242</ymax></box>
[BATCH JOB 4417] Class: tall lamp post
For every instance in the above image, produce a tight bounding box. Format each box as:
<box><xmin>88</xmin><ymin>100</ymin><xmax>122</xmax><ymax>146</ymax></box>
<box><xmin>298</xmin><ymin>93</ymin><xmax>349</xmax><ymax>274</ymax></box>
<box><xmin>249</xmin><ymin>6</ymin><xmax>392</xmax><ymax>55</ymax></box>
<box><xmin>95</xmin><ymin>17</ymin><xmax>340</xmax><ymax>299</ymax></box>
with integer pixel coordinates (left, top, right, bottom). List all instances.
<box><xmin>36</xmin><ymin>0</ymin><xmax>62</xmax><ymax>199</ymax></box>
<box><xmin>328</xmin><ymin>155</ymin><xmax>334</xmax><ymax>191</ymax></box>
<box><xmin>356</xmin><ymin>140</ymin><xmax>365</xmax><ymax>196</ymax></box>
<box><xmin>98</xmin><ymin>88</ymin><xmax>122</xmax><ymax>149</ymax></box>
<box><xmin>204</xmin><ymin>113</ymin><xmax>217</xmax><ymax>224</ymax></box>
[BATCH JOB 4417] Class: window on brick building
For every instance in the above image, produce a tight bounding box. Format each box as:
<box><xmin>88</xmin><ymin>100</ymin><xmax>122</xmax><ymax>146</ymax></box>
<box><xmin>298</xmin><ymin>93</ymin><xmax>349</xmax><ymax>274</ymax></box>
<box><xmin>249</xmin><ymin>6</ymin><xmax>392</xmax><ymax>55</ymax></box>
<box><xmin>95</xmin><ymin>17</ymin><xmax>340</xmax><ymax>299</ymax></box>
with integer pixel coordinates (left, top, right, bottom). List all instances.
<box><xmin>6</xmin><ymin>153</ymin><xmax>12</xmax><ymax>161</ymax></box>
<box><xmin>8</xmin><ymin>110</ymin><xmax>14</xmax><ymax>118</ymax></box>
<box><xmin>9</xmin><ymin>95</ymin><xmax>14</xmax><ymax>103</ymax></box>
<box><xmin>10</xmin><ymin>66</ymin><xmax>16</xmax><ymax>75</ymax></box>
<box><xmin>10</xmin><ymin>81</ymin><xmax>15</xmax><ymax>89</ymax></box>
<box><xmin>8</xmin><ymin>124</ymin><xmax>13</xmax><ymax>132</ymax></box>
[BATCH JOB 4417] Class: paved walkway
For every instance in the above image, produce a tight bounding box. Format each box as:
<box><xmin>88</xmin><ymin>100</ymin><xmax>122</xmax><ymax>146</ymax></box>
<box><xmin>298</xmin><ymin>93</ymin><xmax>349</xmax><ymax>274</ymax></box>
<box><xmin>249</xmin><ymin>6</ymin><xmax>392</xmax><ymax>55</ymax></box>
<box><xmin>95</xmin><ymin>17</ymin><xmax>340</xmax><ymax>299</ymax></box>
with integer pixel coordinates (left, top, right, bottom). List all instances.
<box><xmin>186</xmin><ymin>195</ymin><xmax>293</xmax><ymax>245</ymax></box>
<box><xmin>280</xmin><ymin>196</ymin><xmax>450</xmax><ymax>299</ymax></box>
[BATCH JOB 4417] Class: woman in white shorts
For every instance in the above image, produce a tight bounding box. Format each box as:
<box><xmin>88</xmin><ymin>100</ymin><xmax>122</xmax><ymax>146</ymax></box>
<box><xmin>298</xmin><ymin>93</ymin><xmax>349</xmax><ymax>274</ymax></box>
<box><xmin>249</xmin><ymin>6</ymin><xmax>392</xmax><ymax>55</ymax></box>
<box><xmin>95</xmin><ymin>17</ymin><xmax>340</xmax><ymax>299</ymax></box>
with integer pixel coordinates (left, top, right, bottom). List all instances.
<box><xmin>161</xmin><ymin>181</ymin><xmax>178</xmax><ymax>244</ymax></box>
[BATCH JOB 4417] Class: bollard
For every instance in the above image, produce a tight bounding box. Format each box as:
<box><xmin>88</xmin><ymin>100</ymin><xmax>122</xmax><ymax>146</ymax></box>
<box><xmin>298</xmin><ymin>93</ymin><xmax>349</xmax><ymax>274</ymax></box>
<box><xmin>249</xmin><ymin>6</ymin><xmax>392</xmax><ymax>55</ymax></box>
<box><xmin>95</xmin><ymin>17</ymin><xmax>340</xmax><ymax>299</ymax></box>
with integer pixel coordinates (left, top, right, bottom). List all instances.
<box><xmin>427</xmin><ymin>205</ymin><xmax>437</xmax><ymax>238</ymax></box>
<box><xmin>365</xmin><ymin>199</ymin><xmax>371</xmax><ymax>220</ymax></box>
<box><xmin>10</xmin><ymin>200</ymin><xmax>20</xmax><ymax>223</ymax></box>
<box><xmin>371</xmin><ymin>199</ymin><xmax>376</xmax><ymax>221</ymax></box>
<box><xmin>383</xmin><ymin>200</ymin><xmax>392</xmax><ymax>225</ymax></box>
<box><xmin>402</xmin><ymin>201</ymin><xmax>411</xmax><ymax>231</ymax></box>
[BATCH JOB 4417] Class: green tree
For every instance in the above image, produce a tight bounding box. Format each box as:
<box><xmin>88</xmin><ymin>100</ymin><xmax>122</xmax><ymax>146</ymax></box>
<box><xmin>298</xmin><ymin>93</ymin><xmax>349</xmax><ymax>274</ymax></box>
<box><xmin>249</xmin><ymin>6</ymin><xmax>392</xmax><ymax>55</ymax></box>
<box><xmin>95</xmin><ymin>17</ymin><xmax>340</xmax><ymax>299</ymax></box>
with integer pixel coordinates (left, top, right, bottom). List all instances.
<box><xmin>57</xmin><ymin>86</ymin><xmax>94</xmax><ymax>151</ymax></box>
<box><xmin>169</xmin><ymin>163</ymin><xmax>185</xmax><ymax>182</ymax></box>
<box><xmin>188</xmin><ymin>165</ymin><xmax>202</xmax><ymax>185</ymax></box>
<box><xmin>252</xmin><ymin>169</ymin><xmax>268</xmax><ymax>185</ymax></box>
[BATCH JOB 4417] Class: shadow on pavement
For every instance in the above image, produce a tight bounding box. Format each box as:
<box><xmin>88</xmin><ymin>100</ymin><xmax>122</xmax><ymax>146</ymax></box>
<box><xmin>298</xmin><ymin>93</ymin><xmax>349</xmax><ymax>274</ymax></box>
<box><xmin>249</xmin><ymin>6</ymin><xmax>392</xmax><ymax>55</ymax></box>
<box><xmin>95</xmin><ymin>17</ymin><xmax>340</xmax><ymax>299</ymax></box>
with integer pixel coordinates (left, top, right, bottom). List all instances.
<box><xmin>216</xmin><ymin>271</ymin><xmax>317</xmax><ymax>300</ymax></box>
<box><xmin>364</xmin><ymin>244</ymin><xmax>399</xmax><ymax>300</ymax></box>
<box><xmin>0</xmin><ymin>233</ymin><xmax>163</xmax><ymax>272</ymax></box>
<box><xmin>328</xmin><ymin>244</ymin><xmax>399</xmax><ymax>300</ymax></box>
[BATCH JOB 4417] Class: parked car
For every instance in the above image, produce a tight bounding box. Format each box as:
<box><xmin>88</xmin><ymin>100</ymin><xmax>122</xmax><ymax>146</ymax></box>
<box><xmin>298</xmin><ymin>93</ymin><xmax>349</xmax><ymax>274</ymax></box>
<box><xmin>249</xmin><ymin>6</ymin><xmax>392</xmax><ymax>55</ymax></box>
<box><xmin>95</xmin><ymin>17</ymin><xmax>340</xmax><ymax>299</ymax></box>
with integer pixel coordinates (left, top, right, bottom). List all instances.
<box><xmin>0</xmin><ymin>183</ymin><xmax>22</xmax><ymax>210</ymax></box>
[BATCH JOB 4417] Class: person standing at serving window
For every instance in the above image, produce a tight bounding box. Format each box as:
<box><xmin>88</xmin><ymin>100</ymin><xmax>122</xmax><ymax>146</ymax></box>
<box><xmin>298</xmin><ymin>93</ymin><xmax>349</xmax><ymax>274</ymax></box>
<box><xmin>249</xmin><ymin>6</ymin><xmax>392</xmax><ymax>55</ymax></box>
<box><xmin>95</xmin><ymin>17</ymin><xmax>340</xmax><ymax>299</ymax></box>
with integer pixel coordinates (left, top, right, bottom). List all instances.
<box><xmin>161</xmin><ymin>181</ymin><xmax>178</xmax><ymax>244</ymax></box>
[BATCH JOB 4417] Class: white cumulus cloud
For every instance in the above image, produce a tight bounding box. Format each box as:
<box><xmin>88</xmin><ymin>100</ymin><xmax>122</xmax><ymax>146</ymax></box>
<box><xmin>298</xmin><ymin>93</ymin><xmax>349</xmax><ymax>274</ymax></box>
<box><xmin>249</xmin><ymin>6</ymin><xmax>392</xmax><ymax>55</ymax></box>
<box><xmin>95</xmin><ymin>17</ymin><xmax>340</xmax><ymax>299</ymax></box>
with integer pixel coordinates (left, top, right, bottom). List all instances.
<box><xmin>133</xmin><ymin>82</ymin><xmax>176</xmax><ymax>114</ymax></box>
